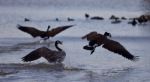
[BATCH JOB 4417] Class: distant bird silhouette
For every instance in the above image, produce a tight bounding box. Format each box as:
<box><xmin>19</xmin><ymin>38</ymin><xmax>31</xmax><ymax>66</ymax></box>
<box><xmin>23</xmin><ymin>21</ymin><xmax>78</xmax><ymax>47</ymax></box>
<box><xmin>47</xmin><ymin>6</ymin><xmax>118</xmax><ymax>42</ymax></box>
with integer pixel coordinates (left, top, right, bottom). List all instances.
<box><xmin>136</xmin><ymin>15</ymin><xmax>148</xmax><ymax>24</ymax></box>
<box><xmin>90</xmin><ymin>16</ymin><xmax>104</xmax><ymax>20</ymax></box>
<box><xmin>82</xmin><ymin>31</ymin><xmax>138</xmax><ymax>61</ymax></box>
<box><xmin>128</xmin><ymin>18</ymin><xmax>137</xmax><ymax>26</ymax></box>
<box><xmin>67</xmin><ymin>17</ymin><xmax>75</xmax><ymax>21</ymax></box>
<box><xmin>85</xmin><ymin>13</ymin><xmax>90</xmax><ymax>19</ymax></box>
<box><xmin>17</xmin><ymin>24</ymin><xmax>74</xmax><ymax>40</ymax></box>
<box><xmin>109</xmin><ymin>15</ymin><xmax>119</xmax><ymax>20</ymax></box>
<box><xmin>22</xmin><ymin>40</ymin><xmax>66</xmax><ymax>63</ymax></box>
<box><xmin>111</xmin><ymin>19</ymin><xmax>121</xmax><ymax>24</ymax></box>
<box><xmin>84</xmin><ymin>13</ymin><xmax>104</xmax><ymax>20</ymax></box>
<box><xmin>121</xmin><ymin>17</ymin><xmax>127</xmax><ymax>20</ymax></box>
<box><xmin>55</xmin><ymin>18</ymin><xmax>59</xmax><ymax>21</ymax></box>
<box><xmin>24</xmin><ymin>18</ymin><xmax>30</xmax><ymax>22</ymax></box>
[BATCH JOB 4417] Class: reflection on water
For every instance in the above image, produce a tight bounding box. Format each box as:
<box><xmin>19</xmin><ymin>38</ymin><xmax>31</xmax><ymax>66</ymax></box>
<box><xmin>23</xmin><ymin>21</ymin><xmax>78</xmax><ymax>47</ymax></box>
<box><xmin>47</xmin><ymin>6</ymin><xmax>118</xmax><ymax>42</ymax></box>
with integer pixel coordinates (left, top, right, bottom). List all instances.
<box><xmin>0</xmin><ymin>63</ymin><xmax>86</xmax><ymax>72</ymax></box>
<box><xmin>0</xmin><ymin>46</ymin><xmax>21</xmax><ymax>54</ymax></box>
<box><xmin>75</xmin><ymin>67</ymin><xmax>135</xmax><ymax>82</ymax></box>
<box><xmin>13</xmin><ymin>40</ymin><xmax>54</xmax><ymax>49</ymax></box>
<box><xmin>0</xmin><ymin>63</ymin><xmax>65</xmax><ymax>71</ymax></box>
<box><xmin>0</xmin><ymin>40</ymin><xmax>54</xmax><ymax>54</ymax></box>
<box><xmin>0</xmin><ymin>70</ymin><xmax>18</xmax><ymax>76</ymax></box>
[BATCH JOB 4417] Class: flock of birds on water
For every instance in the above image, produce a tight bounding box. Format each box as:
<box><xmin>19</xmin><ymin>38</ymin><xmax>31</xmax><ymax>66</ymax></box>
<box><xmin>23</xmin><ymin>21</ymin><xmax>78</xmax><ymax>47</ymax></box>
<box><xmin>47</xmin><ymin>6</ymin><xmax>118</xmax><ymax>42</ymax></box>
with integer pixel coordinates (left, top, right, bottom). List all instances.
<box><xmin>24</xmin><ymin>13</ymin><xmax>150</xmax><ymax>26</ymax></box>
<box><xmin>16</xmin><ymin>13</ymin><xmax>150</xmax><ymax>65</ymax></box>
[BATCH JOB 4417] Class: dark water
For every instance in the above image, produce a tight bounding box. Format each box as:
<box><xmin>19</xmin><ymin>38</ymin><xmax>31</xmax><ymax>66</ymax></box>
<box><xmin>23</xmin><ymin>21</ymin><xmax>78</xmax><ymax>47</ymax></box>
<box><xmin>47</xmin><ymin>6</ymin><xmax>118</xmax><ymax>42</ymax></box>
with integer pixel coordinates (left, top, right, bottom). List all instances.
<box><xmin>0</xmin><ymin>0</ymin><xmax>150</xmax><ymax>82</ymax></box>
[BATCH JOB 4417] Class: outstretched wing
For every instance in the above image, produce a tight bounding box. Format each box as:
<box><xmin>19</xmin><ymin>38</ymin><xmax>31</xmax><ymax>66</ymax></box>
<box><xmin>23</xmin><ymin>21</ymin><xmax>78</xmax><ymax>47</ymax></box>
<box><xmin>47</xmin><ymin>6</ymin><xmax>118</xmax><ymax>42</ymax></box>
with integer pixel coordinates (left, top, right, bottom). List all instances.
<box><xmin>17</xmin><ymin>25</ymin><xmax>44</xmax><ymax>37</ymax></box>
<box><xmin>22</xmin><ymin>47</ymin><xmax>50</xmax><ymax>62</ymax></box>
<box><xmin>102</xmin><ymin>39</ymin><xmax>138</xmax><ymax>61</ymax></box>
<box><xmin>47</xmin><ymin>25</ymin><xmax>74</xmax><ymax>37</ymax></box>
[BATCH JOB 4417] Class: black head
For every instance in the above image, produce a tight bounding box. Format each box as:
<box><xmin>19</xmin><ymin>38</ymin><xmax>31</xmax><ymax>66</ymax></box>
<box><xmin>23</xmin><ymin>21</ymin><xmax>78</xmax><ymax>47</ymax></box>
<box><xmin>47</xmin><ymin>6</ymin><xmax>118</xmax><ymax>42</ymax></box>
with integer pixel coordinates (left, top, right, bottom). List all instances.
<box><xmin>104</xmin><ymin>32</ymin><xmax>111</xmax><ymax>38</ymax></box>
<box><xmin>55</xmin><ymin>18</ymin><xmax>59</xmax><ymax>21</ymax></box>
<box><xmin>46</xmin><ymin>25</ymin><xmax>51</xmax><ymax>32</ymax></box>
<box><xmin>85</xmin><ymin>13</ymin><xmax>90</xmax><ymax>18</ymax></box>
<box><xmin>56</xmin><ymin>40</ymin><xmax>63</xmax><ymax>45</ymax></box>
<box><xmin>48</xmin><ymin>25</ymin><xmax>50</xmax><ymax>29</ymax></box>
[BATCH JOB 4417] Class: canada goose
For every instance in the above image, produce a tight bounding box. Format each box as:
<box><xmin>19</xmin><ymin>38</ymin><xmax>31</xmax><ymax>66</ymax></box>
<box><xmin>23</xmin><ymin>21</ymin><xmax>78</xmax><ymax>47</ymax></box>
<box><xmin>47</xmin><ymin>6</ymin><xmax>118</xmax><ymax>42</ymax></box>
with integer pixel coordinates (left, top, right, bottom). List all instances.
<box><xmin>67</xmin><ymin>17</ymin><xmax>75</xmax><ymax>21</ymax></box>
<box><xmin>82</xmin><ymin>31</ymin><xmax>138</xmax><ymax>61</ymax></box>
<box><xmin>84</xmin><ymin>13</ymin><xmax>104</xmax><ymax>20</ymax></box>
<box><xmin>121</xmin><ymin>17</ymin><xmax>127</xmax><ymax>20</ymax></box>
<box><xmin>111</xmin><ymin>19</ymin><xmax>121</xmax><ymax>24</ymax></box>
<box><xmin>55</xmin><ymin>18</ymin><xmax>59</xmax><ymax>21</ymax></box>
<box><xmin>109</xmin><ymin>15</ymin><xmax>119</xmax><ymax>20</ymax></box>
<box><xmin>137</xmin><ymin>15</ymin><xmax>148</xmax><ymax>24</ymax></box>
<box><xmin>82</xmin><ymin>32</ymin><xmax>111</xmax><ymax>54</ymax></box>
<box><xmin>90</xmin><ymin>17</ymin><xmax>104</xmax><ymax>20</ymax></box>
<box><xmin>85</xmin><ymin>13</ymin><xmax>90</xmax><ymax>19</ymax></box>
<box><xmin>128</xmin><ymin>18</ymin><xmax>137</xmax><ymax>26</ymax></box>
<box><xmin>22</xmin><ymin>40</ymin><xmax>66</xmax><ymax>63</ymax></box>
<box><xmin>17</xmin><ymin>24</ymin><xmax>74</xmax><ymax>40</ymax></box>
<box><xmin>24</xmin><ymin>18</ymin><xmax>30</xmax><ymax>22</ymax></box>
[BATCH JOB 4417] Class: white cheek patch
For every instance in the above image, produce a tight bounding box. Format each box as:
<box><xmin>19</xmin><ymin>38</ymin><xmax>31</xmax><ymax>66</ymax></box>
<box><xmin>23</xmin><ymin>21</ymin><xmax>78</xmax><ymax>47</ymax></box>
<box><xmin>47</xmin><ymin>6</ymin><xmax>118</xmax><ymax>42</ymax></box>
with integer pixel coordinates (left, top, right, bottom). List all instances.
<box><xmin>93</xmin><ymin>44</ymin><xmax>99</xmax><ymax>47</ymax></box>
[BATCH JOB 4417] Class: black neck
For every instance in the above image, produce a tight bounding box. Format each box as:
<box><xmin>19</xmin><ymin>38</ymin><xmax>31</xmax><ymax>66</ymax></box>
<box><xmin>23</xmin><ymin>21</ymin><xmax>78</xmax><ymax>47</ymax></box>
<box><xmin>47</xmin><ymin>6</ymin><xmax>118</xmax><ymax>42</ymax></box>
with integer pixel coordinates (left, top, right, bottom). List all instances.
<box><xmin>46</xmin><ymin>26</ymin><xmax>50</xmax><ymax>32</ymax></box>
<box><xmin>55</xmin><ymin>42</ymin><xmax>62</xmax><ymax>51</ymax></box>
<box><xmin>104</xmin><ymin>32</ymin><xmax>111</xmax><ymax>38</ymax></box>
<box><xmin>44</xmin><ymin>26</ymin><xmax>50</xmax><ymax>39</ymax></box>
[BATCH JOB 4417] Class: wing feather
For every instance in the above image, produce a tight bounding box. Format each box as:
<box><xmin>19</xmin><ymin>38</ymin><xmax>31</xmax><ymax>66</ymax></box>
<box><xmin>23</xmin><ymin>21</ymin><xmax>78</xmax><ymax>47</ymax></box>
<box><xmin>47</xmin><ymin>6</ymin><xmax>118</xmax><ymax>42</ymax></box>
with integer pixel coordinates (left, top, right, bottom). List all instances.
<box><xmin>22</xmin><ymin>47</ymin><xmax>50</xmax><ymax>62</ymax></box>
<box><xmin>47</xmin><ymin>25</ymin><xmax>74</xmax><ymax>37</ymax></box>
<box><xmin>17</xmin><ymin>25</ymin><xmax>44</xmax><ymax>37</ymax></box>
<box><xmin>102</xmin><ymin>39</ymin><xmax>137</xmax><ymax>61</ymax></box>
<box><xmin>22</xmin><ymin>48</ymin><xmax>42</xmax><ymax>62</ymax></box>
<box><xmin>22</xmin><ymin>47</ymin><xmax>64</xmax><ymax>63</ymax></box>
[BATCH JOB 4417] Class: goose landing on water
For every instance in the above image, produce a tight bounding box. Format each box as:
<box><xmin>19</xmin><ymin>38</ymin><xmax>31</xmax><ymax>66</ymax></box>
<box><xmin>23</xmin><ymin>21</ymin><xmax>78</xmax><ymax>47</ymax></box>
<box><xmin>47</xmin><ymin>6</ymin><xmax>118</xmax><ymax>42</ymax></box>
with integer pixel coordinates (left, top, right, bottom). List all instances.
<box><xmin>22</xmin><ymin>40</ymin><xmax>66</xmax><ymax>63</ymax></box>
<box><xmin>82</xmin><ymin>31</ymin><xmax>139</xmax><ymax>61</ymax></box>
<box><xmin>17</xmin><ymin>24</ymin><xmax>74</xmax><ymax>40</ymax></box>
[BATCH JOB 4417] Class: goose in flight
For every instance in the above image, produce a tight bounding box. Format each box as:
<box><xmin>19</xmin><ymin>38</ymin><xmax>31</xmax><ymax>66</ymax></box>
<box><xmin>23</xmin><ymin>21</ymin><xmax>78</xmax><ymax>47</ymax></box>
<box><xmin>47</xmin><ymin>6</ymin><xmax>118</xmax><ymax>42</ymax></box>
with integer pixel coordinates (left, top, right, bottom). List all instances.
<box><xmin>82</xmin><ymin>31</ymin><xmax>138</xmax><ymax>61</ymax></box>
<box><xmin>22</xmin><ymin>40</ymin><xmax>66</xmax><ymax>63</ymax></box>
<box><xmin>17</xmin><ymin>24</ymin><xmax>74</xmax><ymax>40</ymax></box>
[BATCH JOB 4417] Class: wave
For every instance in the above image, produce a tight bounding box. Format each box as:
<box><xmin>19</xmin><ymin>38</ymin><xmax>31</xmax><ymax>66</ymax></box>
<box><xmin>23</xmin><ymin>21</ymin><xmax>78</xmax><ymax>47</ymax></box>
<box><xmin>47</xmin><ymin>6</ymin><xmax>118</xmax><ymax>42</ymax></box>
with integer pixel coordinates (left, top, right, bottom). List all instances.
<box><xmin>0</xmin><ymin>63</ymin><xmax>85</xmax><ymax>71</ymax></box>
